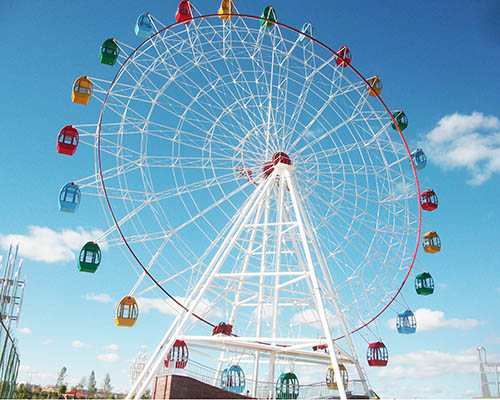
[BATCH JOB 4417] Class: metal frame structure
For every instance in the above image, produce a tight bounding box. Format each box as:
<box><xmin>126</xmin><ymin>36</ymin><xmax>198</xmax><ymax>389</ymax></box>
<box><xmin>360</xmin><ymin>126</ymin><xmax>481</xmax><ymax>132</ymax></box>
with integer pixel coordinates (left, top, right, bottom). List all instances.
<box><xmin>478</xmin><ymin>347</ymin><xmax>500</xmax><ymax>398</ymax></box>
<box><xmin>127</xmin><ymin>165</ymin><xmax>372</xmax><ymax>399</ymax></box>
<box><xmin>0</xmin><ymin>245</ymin><xmax>24</xmax><ymax>398</ymax></box>
<box><xmin>65</xmin><ymin>10</ymin><xmax>421</xmax><ymax>400</ymax></box>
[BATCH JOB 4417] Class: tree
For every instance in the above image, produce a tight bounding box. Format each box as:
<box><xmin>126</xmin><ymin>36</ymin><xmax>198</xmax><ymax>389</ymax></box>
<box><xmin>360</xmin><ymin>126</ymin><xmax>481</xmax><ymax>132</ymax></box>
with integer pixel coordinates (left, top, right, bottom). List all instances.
<box><xmin>87</xmin><ymin>371</ymin><xmax>97</xmax><ymax>397</ymax></box>
<box><xmin>102</xmin><ymin>373</ymin><xmax>112</xmax><ymax>397</ymax></box>
<box><xmin>57</xmin><ymin>384</ymin><xmax>67</xmax><ymax>397</ymax></box>
<box><xmin>56</xmin><ymin>367</ymin><xmax>67</xmax><ymax>387</ymax></box>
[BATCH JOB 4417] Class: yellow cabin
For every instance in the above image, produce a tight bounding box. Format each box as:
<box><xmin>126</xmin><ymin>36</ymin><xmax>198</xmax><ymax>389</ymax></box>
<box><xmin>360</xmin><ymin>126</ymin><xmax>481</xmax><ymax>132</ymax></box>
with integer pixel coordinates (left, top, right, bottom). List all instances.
<box><xmin>218</xmin><ymin>0</ymin><xmax>235</xmax><ymax>21</ymax></box>
<box><xmin>72</xmin><ymin>76</ymin><xmax>93</xmax><ymax>105</ymax></box>
<box><xmin>115</xmin><ymin>296</ymin><xmax>139</xmax><ymax>327</ymax></box>
<box><xmin>366</xmin><ymin>76</ymin><xmax>382</xmax><ymax>97</ymax></box>
<box><xmin>326</xmin><ymin>364</ymin><xmax>348</xmax><ymax>390</ymax></box>
<box><xmin>423</xmin><ymin>231</ymin><xmax>441</xmax><ymax>254</ymax></box>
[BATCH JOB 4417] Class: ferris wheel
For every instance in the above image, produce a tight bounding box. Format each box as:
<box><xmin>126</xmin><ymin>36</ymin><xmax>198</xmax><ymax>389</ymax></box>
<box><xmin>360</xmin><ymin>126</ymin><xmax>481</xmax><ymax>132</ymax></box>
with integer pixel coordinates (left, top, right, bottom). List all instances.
<box><xmin>57</xmin><ymin>2</ymin><xmax>431</xmax><ymax>399</ymax></box>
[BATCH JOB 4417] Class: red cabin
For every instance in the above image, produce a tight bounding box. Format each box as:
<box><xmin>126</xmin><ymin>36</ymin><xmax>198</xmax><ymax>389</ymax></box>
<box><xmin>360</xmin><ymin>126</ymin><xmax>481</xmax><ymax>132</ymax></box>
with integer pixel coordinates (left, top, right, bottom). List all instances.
<box><xmin>272</xmin><ymin>152</ymin><xmax>292</xmax><ymax>166</ymax></box>
<box><xmin>176</xmin><ymin>0</ymin><xmax>193</xmax><ymax>24</ymax></box>
<box><xmin>212</xmin><ymin>321</ymin><xmax>233</xmax><ymax>336</ymax></box>
<box><xmin>335</xmin><ymin>46</ymin><xmax>352</xmax><ymax>67</ymax></box>
<box><xmin>367</xmin><ymin>341</ymin><xmax>388</xmax><ymax>367</ymax></box>
<box><xmin>165</xmin><ymin>340</ymin><xmax>189</xmax><ymax>369</ymax></box>
<box><xmin>421</xmin><ymin>189</ymin><xmax>438</xmax><ymax>211</ymax></box>
<box><xmin>312</xmin><ymin>344</ymin><xmax>328</xmax><ymax>352</ymax></box>
<box><xmin>57</xmin><ymin>126</ymin><xmax>79</xmax><ymax>156</ymax></box>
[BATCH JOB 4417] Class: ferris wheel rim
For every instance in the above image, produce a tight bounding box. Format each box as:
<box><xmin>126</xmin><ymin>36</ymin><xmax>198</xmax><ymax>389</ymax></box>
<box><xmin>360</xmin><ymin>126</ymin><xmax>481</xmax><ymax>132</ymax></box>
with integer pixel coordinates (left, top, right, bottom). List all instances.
<box><xmin>95</xmin><ymin>12</ymin><xmax>422</xmax><ymax>337</ymax></box>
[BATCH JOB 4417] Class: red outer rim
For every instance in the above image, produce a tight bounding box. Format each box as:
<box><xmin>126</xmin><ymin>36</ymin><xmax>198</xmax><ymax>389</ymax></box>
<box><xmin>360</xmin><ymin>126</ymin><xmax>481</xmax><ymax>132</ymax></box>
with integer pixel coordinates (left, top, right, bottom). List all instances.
<box><xmin>97</xmin><ymin>13</ymin><xmax>422</xmax><ymax>338</ymax></box>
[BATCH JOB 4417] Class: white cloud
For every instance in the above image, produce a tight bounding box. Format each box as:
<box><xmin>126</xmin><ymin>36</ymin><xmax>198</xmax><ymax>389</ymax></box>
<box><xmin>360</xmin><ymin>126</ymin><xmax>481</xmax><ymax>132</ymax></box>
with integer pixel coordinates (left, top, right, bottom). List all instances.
<box><xmin>378</xmin><ymin>348</ymin><xmax>478</xmax><ymax>379</ymax></box>
<box><xmin>72</xmin><ymin>340</ymin><xmax>92</xmax><ymax>349</ymax></box>
<box><xmin>420</xmin><ymin>112</ymin><xmax>500</xmax><ymax>185</ymax></box>
<box><xmin>42</xmin><ymin>339</ymin><xmax>53</xmax><ymax>345</ymax></box>
<box><xmin>0</xmin><ymin>226</ymin><xmax>105</xmax><ymax>263</ymax></box>
<box><xmin>104</xmin><ymin>344</ymin><xmax>119</xmax><ymax>352</ymax></box>
<box><xmin>137</xmin><ymin>296</ymin><xmax>223</xmax><ymax>320</ymax></box>
<box><xmin>85</xmin><ymin>293</ymin><xmax>113</xmax><ymax>303</ymax></box>
<box><xmin>387</xmin><ymin>308</ymin><xmax>482</xmax><ymax>332</ymax></box>
<box><xmin>18</xmin><ymin>327</ymin><xmax>32</xmax><ymax>334</ymax></box>
<box><xmin>97</xmin><ymin>353</ymin><xmax>120</xmax><ymax>363</ymax></box>
<box><xmin>18</xmin><ymin>365</ymin><xmax>57</xmax><ymax>383</ymax></box>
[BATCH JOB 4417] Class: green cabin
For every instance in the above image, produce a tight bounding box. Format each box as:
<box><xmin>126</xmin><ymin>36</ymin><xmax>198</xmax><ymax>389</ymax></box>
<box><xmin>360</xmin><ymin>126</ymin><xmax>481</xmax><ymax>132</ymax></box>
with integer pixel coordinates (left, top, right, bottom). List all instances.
<box><xmin>391</xmin><ymin>110</ymin><xmax>408</xmax><ymax>131</ymax></box>
<box><xmin>276</xmin><ymin>372</ymin><xmax>299</xmax><ymax>399</ymax></box>
<box><xmin>78</xmin><ymin>242</ymin><xmax>101</xmax><ymax>273</ymax></box>
<box><xmin>415</xmin><ymin>272</ymin><xmax>434</xmax><ymax>295</ymax></box>
<box><xmin>260</xmin><ymin>6</ymin><xmax>277</xmax><ymax>29</ymax></box>
<box><xmin>100</xmin><ymin>38</ymin><xmax>119</xmax><ymax>66</ymax></box>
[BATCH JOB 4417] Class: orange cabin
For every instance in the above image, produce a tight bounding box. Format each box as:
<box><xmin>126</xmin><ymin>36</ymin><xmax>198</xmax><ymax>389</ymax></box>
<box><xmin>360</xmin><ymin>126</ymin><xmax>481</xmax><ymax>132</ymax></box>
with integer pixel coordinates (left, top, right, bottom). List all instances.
<box><xmin>218</xmin><ymin>0</ymin><xmax>235</xmax><ymax>21</ymax></box>
<box><xmin>423</xmin><ymin>231</ymin><xmax>441</xmax><ymax>254</ymax></box>
<box><xmin>366</xmin><ymin>76</ymin><xmax>382</xmax><ymax>97</ymax></box>
<box><xmin>72</xmin><ymin>76</ymin><xmax>93</xmax><ymax>105</ymax></box>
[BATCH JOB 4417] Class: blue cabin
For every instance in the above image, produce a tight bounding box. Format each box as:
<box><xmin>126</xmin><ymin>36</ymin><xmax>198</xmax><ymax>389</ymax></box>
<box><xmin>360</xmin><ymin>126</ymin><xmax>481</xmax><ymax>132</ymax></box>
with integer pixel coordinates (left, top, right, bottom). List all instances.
<box><xmin>299</xmin><ymin>22</ymin><xmax>314</xmax><ymax>43</ymax></box>
<box><xmin>59</xmin><ymin>182</ymin><xmax>81</xmax><ymax>213</ymax></box>
<box><xmin>411</xmin><ymin>148</ymin><xmax>426</xmax><ymax>170</ymax></box>
<box><xmin>396</xmin><ymin>310</ymin><xmax>416</xmax><ymax>334</ymax></box>
<box><xmin>221</xmin><ymin>365</ymin><xmax>245</xmax><ymax>394</ymax></box>
<box><xmin>135</xmin><ymin>13</ymin><xmax>153</xmax><ymax>38</ymax></box>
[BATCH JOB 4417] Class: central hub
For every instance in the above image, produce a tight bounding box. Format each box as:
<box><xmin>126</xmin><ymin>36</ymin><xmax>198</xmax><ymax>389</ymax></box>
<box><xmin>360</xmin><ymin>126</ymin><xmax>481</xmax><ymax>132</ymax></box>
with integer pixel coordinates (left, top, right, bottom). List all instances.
<box><xmin>262</xmin><ymin>152</ymin><xmax>292</xmax><ymax>178</ymax></box>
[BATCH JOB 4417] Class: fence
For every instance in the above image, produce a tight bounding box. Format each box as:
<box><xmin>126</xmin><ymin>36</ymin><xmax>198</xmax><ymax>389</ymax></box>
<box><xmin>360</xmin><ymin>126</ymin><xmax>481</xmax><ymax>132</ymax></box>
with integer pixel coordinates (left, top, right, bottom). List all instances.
<box><xmin>157</xmin><ymin>360</ymin><xmax>368</xmax><ymax>399</ymax></box>
<box><xmin>0</xmin><ymin>319</ymin><xmax>20</xmax><ymax>399</ymax></box>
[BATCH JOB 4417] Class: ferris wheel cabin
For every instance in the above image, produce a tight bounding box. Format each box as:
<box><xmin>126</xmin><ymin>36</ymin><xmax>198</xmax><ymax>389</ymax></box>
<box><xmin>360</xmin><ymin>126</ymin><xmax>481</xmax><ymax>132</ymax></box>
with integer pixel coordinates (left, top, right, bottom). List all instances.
<box><xmin>421</xmin><ymin>189</ymin><xmax>438</xmax><ymax>211</ymax></box>
<box><xmin>72</xmin><ymin>76</ymin><xmax>93</xmax><ymax>105</ymax></box>
<box><xmin>78</xmin><ymin>241</ymin><xmax>101</xmax><ymax>273</ymax></box>
<box><xmin>423</xmin><ymin>231</ymin><xmax>441</xmax><ymax>253</ymax></box>
<box><xmin>59</xmin><ymin>182</ymin><xmax>81</xmax><ymax>213</ymax></box>
<box><xmin>165</xmin><ymin>340</ymin><xmax>189</xmax><ymax>369</ymax></box>
<box><xmin>415</xmin><ymin>272</ymin><xmax>434</xmax><ymax>295</ymax></box>
<box><xmin>135</xmin><ymin>13</ymin><xmax>153</xmax><ymax>38</ymax></box>
<box><xmin>411</xmin><ymin>148</ymin><xmax>427</xmax><ymax>170</ymax></box>
<box><xmin>57</xmin><ymin>126</ymin><xmax>79</xmax><ymax>156</ymax></box>
<box><xmin>336</xmin><ymin>46</ymin><xmax>352</xmax><ymax>67</ymax></box>
<box><xmin>397</xmin><ymin>309</ymin><xmax>417</xmax><ymax>334</ymax></box>
<box><xmin>367</xmin><ymin>341</ymin><xmax>388</xmax><ymax>367</ymax></box>
<box><xmin>176</xmin><ymin>1</ymin><xmax>193</xmax><ymax>24</ymax></box>
<box><xmin>299</xmin><ymin>22</ymin><xmax>314</xmax><ymax>43</ymax></box>
<box><xmin>100</xmin><ymin>38</ymin><xmax>120</xmax><ymax>66</ymax></box>
<box><xmin>391</xmin><ymin>110</ymin><xmax>408</xmax><ymax>131</ymax></box>
<box><xmin>260</xmin><ymin>6</ymin><xmax>277</xmax><ymax>29</ymax></box>
<box><xmin>276</xmin><ymin>372</ymin><xmax>299</xmax><ymax>399</ymax></box>
<box><xmin>220</xmin><ymin>365</ymin><xmax>245</xmax><ymax>394</ymax></box>
<box><xmin>218</xmin><ymin>0</ymin><xmax>235</xmax><ymax>21</ymax></box>
<box><xmin>366</xmin><ymin>76</ymin><xmax>383</xmax><ymax>97</ymax></box>
<box><xmin>326</xmin><ymin>364</ymin><xmax>348</xmax><ymax>390</ymax></box>
<box><xmin>115</xmin><ymin>296</ymin><xmax>138</xmax><ymax>327</ymax></box>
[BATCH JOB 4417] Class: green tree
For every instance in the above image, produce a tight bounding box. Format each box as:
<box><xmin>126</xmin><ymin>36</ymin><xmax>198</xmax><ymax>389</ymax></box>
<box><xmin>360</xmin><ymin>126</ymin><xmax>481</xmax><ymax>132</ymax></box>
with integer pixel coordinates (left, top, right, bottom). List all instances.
<box><xmin>102</xmin><ymin>373</ymin><xmax>112</xmax><ymax>397</ymax></box>
<box><xmin>88</xmin><ymin>370</ymin><xmax>97</xmax><ymax>397</ymax></box>
<box><xmin>57</xmin><ymin>384</ymin><xmax>67</xmax><ymax>397</ymax></box>
<box><xmin>56</xmin><ymin>366</ymin><xmax>67</xmax><ymax>387</ymax></box>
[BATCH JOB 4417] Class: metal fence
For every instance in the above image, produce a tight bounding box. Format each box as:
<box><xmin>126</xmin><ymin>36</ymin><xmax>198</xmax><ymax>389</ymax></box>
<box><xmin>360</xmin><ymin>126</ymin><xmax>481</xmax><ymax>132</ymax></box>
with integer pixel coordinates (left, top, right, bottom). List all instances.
<box><xmin>157</xmin><ymin>360</ymin><xmax>368</xmax><ymax>399</ymax></box>
<box><xmin>0</xmin><ymin>319</ymin><xmax>20</xmax><ymax>398</ymax></box>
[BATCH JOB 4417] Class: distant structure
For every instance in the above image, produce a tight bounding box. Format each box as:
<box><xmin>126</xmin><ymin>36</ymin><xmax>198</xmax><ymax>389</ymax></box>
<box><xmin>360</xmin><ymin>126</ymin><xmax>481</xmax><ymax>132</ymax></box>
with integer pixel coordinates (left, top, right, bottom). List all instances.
<box><xmin>130</xmin><ymin>346</ymin><xmax>148</xmax><ymax>385</ymax></box>
<box><xmin>0</xmin><ymin>244</ymin><xmax>26</xmax><ymax>398</ymax></box>
<box><xmin>478</xmin><ymin>347</ymin><xmax>500</xmax><ymax>398</ymax></box>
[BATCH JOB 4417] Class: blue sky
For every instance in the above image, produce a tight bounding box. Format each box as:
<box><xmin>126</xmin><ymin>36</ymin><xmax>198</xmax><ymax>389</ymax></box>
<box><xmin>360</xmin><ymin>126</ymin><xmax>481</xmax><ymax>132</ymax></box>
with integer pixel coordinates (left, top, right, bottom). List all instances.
<box><xmin>1</xmin><ymin>0</ymin><xmax>500</xmax><ymax>398</ymax></box>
